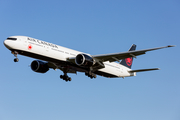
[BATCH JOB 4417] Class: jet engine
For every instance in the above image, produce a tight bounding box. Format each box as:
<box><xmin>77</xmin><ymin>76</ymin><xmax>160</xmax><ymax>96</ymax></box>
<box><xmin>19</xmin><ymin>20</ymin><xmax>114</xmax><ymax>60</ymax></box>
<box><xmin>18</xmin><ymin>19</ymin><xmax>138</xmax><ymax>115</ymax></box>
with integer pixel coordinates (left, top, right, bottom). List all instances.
<box><xmin>31</xmin><ymin>60</ymin><xmax>49</xmax><ymax>73</ymax></box>
<box><xmin>75</xmin><ymin>54</ymin><xmax>95</xmax><ymax>67</ymax></box>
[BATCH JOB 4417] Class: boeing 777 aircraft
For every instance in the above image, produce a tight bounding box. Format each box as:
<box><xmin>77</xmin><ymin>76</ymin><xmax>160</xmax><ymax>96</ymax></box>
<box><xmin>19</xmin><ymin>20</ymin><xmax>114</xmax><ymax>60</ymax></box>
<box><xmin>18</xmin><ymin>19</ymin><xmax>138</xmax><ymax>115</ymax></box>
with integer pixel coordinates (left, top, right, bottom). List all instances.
<box><xmin>3</xmin><ymin>36</ymin><xmax>174</xmax><ymax>82</ymax></box>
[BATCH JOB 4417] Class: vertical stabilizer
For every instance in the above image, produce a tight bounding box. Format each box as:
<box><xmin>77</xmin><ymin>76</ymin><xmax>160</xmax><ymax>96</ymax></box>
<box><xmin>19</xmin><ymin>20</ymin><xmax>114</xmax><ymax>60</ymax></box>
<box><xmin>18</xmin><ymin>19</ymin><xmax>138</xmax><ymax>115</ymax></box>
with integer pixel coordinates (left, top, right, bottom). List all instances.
<box><xmin>120</xmin><ymin>44</ymin><xmax>136</xmax><ymax>69</ymax></box>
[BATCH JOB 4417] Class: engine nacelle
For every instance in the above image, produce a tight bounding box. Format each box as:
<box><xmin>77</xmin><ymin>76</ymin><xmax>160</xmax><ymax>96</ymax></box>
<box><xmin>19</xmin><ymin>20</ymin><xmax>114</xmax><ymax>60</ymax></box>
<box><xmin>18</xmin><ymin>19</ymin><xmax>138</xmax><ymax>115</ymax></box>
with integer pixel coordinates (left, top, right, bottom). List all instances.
<box><xmin>31</xmin><ymin>60</ymin><xmax>49</xmax><ymax>73</ymax></box>
<box><xmin>75</xmin><ymin>54</ymin><xmax>95</xmax><ymax>67</ymax></box>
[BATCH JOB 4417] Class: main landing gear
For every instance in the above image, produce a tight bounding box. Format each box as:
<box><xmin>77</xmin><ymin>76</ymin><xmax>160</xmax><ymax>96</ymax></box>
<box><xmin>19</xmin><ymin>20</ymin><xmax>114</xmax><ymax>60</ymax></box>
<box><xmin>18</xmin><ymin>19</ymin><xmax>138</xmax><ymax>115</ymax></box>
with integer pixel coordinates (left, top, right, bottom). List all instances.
<box><xmin>85</xmin><ymin>71</ymin><xmax>97</xmax><ymax>79</ymax></box>
<box><xmin>12</xmin><ymin>51</ymin><xmax>19</xmax><ymax>62</ymax></box>
<box><xmin>60</xmin><ymin>72</ymin><xmax>71</xmax><ymax>82</ymax></box>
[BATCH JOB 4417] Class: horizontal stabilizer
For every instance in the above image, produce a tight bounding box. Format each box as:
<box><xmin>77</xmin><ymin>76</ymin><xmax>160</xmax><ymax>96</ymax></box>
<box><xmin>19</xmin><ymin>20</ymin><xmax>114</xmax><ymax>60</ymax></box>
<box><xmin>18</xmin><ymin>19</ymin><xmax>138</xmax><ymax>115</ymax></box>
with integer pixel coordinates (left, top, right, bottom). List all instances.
<box><xmin>129</xmin><ymin>68</ymin><xmax>160</xmax><ymax>73</ymax></box>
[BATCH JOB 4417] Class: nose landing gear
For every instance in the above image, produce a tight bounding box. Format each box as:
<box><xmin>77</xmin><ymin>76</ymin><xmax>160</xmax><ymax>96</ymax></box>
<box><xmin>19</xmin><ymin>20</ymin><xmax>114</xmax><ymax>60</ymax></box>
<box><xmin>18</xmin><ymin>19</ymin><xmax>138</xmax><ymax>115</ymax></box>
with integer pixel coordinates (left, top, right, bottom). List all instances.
<box><xmin>12</xmin><ymin>51</ymin><xmax>19</xmax><ymax>62</ymax></box>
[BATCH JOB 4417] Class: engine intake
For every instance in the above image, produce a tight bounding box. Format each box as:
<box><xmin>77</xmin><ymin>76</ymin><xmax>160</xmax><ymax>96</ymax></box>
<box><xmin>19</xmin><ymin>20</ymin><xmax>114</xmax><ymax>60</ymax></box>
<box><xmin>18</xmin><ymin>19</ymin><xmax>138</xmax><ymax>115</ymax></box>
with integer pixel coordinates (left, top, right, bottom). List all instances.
<box><xmin>31</xmin><ymin>60</ymin><xmax>49</xmax><ymax>73</ymax></box>
<box><xmin>75</xmin><ymin>54</ymin><xmax>95</xmax><ymax>67</ymax></box>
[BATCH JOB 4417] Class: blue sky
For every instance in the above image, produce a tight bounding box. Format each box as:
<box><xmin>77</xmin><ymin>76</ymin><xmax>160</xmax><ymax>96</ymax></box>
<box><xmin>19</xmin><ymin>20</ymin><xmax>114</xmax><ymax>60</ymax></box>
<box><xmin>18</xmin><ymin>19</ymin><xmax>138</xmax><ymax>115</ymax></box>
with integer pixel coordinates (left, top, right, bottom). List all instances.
<box><xmin>0</xmin><ymin>0</ymin><xmax>179</xmax><ymax>120</ymax></box>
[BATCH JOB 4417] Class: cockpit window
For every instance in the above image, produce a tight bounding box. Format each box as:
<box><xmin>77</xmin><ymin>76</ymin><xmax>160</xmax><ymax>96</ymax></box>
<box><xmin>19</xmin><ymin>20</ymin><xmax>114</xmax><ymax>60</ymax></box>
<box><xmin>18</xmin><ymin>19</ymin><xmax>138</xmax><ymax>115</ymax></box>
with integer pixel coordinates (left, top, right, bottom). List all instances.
<box><xmin>7</xmin><ymin>37</ymin><xmax>17</xmax><ymax>40</ymax></box>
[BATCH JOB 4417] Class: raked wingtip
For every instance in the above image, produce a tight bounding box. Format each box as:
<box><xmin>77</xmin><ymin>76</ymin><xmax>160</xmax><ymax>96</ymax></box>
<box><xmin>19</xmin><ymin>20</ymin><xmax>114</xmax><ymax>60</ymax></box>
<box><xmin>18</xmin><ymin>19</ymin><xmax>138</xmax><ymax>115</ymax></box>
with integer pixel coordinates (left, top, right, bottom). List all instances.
<box><xmin>167</xmin><ymin>45</ymin><xmax>176</xmax><ymax>47</ymax></box>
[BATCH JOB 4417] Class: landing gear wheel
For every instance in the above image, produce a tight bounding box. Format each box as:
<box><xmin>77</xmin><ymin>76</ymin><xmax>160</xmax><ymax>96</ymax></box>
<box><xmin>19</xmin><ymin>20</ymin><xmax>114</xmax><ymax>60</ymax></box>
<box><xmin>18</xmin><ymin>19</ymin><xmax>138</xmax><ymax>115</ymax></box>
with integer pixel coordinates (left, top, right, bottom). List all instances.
<box><xmin>60</xmin><ymin>75</ymin><xmax>72</xmax><ymax>82</ymax></box>
<box><xmin>68</xmin><ymin>77</ymin><xmax>71</xmax><ymax>81</ymax></box>
<box><xmin>60</xmin><ymin>75</ymin><xmax>63</xmax><ymax>79</ymax></box>
<box><xmin>14</xmin><ymin>58</ymin><xmax>19</xmax><ymax>62</ymax></box>
<box><xmin>64</xmin><ymin>77</ymin><xmax>71</xmax><ymax>82</ymax></box>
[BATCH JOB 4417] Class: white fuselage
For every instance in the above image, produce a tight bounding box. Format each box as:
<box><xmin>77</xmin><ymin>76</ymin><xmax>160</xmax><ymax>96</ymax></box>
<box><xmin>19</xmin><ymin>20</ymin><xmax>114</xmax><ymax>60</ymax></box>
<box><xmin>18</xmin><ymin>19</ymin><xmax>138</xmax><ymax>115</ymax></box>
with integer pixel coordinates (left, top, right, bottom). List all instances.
<box><xmin>4</xmin><ymin>36</ymin><xmax>136</xmax><ymax>78</ymax></box>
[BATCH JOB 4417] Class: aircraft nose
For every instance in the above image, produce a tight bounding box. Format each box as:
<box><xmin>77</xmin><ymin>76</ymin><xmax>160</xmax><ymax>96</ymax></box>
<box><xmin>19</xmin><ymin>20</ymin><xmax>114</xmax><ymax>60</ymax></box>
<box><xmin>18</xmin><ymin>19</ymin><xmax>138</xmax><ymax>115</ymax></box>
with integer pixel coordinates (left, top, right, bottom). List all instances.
<box><xmin>3</xmin><ymin>40</ymin><xmax>11</xmax><ymax>49</ymax></box>
<box><xmin>4</xmin><ymin>40</ymin><xmax>7</xmax><ymax>46</ymax></box>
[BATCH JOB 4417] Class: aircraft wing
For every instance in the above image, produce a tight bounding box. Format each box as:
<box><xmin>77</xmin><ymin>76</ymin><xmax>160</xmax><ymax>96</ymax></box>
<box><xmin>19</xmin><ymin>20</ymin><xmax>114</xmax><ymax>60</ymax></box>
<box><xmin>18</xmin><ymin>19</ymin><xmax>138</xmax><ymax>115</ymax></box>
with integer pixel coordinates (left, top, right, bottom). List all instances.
<box><xmin>92</xmin><ymin>45</ymin><xmax>174</xmax><ymax>62</ymax></box>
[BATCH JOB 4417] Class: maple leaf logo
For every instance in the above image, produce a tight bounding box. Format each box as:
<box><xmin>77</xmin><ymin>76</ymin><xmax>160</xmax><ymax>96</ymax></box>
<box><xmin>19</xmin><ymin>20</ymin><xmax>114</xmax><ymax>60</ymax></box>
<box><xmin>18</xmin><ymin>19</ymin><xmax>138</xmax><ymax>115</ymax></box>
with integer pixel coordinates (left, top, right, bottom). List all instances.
<box><xmin>125</xmin><ymin>57</ymin><xmax>132</xmax><ymax>66</ymax></box>
<box><xmin>28</xmin><ymin>44</ymin><xmax>32</xmax><ymax>50</ymax></box>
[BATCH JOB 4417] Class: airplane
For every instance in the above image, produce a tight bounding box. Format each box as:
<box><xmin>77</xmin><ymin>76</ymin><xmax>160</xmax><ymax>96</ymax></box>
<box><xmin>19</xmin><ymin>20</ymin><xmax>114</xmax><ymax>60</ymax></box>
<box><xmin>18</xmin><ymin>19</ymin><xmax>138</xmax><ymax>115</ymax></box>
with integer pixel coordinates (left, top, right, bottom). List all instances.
<box><xmin>3</xmin><ymin>36</ymin><xmax>175</xmax><ymax>82</ymax></box>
